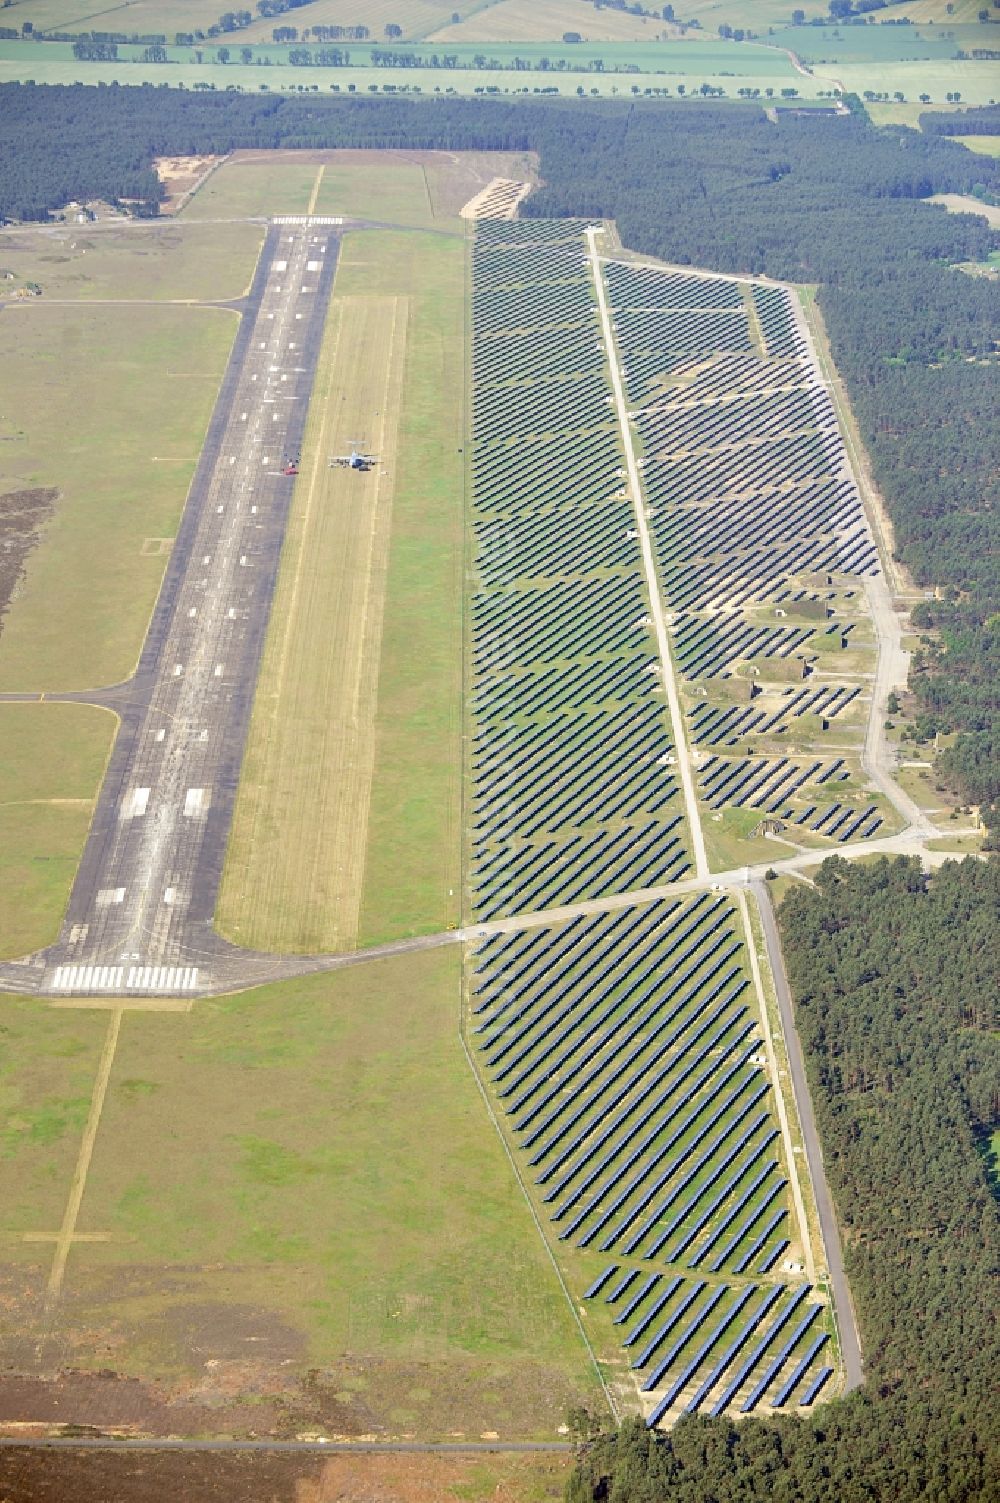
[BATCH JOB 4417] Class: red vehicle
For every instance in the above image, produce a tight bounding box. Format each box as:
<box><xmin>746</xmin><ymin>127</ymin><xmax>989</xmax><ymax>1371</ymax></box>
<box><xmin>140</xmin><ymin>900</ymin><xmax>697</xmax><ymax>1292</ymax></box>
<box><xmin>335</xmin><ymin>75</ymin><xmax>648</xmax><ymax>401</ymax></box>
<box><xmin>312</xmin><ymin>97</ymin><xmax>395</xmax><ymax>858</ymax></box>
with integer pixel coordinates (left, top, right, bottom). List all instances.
<box><xmin>282</xmin><ymin>459</ymin><xmax>299</xmax><ymax>476</ymax></box>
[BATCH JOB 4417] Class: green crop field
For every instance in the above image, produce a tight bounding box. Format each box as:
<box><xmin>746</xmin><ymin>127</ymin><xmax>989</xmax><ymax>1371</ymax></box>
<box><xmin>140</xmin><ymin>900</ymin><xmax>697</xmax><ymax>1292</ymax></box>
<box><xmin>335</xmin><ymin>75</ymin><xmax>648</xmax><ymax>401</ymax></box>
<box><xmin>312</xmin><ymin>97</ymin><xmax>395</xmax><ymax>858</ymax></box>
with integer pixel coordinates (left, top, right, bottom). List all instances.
<box><xmin>0</xmin><ymin>953</ymin><xmax>599</xmax><ymax>1435</ymax></box>
<box><xmin>770</xmin><ymin>20</ymin><xmax>991</xmax><ymax>63</ymax></box>
<box><xmin>429</xmin><ymin>0</ymin><xmax>681</xmax><ymax>43</ymax></box>
<box><xmin>0</xmin><ymin>702</ymin><xmax>116</xmax><ymax>958</ymax></box>
<box><xmin>0</xmin><ymin>300</ymin><xmax>238</xmax><ymax>691</ymax></box>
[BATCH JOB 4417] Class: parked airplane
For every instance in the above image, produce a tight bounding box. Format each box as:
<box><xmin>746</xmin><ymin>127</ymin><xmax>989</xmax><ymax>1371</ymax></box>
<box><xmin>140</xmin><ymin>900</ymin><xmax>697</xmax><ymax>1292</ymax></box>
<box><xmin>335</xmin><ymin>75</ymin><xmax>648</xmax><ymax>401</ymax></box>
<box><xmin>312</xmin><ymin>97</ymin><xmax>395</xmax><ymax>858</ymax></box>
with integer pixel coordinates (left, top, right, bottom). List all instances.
<box><xmin>330</xmin><ymin>441</ymin><xmax>379</xmax><ymax>472</ymax></box>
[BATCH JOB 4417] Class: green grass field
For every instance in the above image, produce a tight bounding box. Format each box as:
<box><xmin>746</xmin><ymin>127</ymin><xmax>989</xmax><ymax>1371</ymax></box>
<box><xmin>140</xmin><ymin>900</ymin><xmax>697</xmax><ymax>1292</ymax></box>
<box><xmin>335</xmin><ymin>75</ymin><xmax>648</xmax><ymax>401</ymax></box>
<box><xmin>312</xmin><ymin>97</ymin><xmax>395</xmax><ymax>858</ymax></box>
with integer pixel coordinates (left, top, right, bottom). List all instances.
<box><xmin>0</xmin><ymin>302</ymin><xmax>237</xmax><ymax>691</ymax></box>
<box><xmin>178</xmin><ymin>148</ymin><xmax>533</xmax><ymax>229</ymax></box>
<box><xmin>957</xmin><ymin>134</ymin><xmax>1000</xmax><ymax>157</ymax></box>
<box><xmin>0</xmin><ymin>703</ymin><xmax>116</xmax><ymax>958</ymax></box>
<box><xmin>0</xmin><ymin>953</ymin><xmax>599</xmax><ymax>1434</ymax></box>
<box><xmin>0</xmin><ymin>219</ymin><xmax>263</xmax><ymax>302</ymax></box>
<box><xmin>314</xmin><ymin>157</ymin><xmax>438</xmax><ymax>226</ymax></box>
<box><xmin>0</xmin><ymin>995</ymin><xmax>110</xmax><ymax>1233</ymax></box>
<box><xmin>351</xmin><ymin>230</ymin><xmax>465</xmax><ymax>944</ymax></box>
<box><xmin>180</xmin><ymin>156</ymin><xmax>319</xmax><ymax>219</ymax></box>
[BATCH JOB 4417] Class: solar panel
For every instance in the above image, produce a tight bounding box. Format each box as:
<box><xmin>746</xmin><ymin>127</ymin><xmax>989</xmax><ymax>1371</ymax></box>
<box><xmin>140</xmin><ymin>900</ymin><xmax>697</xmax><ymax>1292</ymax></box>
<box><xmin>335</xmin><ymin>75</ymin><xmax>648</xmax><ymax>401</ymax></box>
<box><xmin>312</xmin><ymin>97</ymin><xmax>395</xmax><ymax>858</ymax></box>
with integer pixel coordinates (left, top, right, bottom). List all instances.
<box><xmin>624</xmin><ymin>1278</ymin><xmax>685</xmax><ymax>1347</ymax></box>
<box><xmin>799</xmin><ymin>1365</ymin><xmax>834</xmax><ymax>1406</ymax></box>
<box><xmin>771</xmin><ymin>1333</ymin><xmax>829</xmax><ymax>1408</ymax></box>
<box><xmin>631</xmin><ymin>1279</ymin><xmax>704</xmax><ymax>1366</ymax></box>
<box><xmin>582</xmin><ymin>1264</ymin><xmax>618</xmax><ymax>1300</ymax></box>
<box><xmin>645</xmin><ymin>1285</ymin><xmax>760</xmax><ymax>1427</ymax></box>
<box><xmin>740</xmin><ymin>1306</ymin><xmax>820</xmax><ymax>1412</ymax></box>
<box><xmin>614</xmin><ymin>1273</ymin><xmax>661</xmax><ymax>1326</ymax></box>
<box><xmin>708</xmin><ymin>1284</ymin><xmax>812</xmax><ymax>1416</ymax></box>
<box><xmin>685</xmin><ymin>1285</ymin><xmax>785</xmax><ymax>1413</ymax></box>
<box><xmin>641</xmin><ymin>1284</ymin><xmax>729</xmax><ymax>1391</ymax></box>
<box><xmin>606</xmin><ymin>1267</ymin><xmax>641</xmax><ymax>1304</ymax></box>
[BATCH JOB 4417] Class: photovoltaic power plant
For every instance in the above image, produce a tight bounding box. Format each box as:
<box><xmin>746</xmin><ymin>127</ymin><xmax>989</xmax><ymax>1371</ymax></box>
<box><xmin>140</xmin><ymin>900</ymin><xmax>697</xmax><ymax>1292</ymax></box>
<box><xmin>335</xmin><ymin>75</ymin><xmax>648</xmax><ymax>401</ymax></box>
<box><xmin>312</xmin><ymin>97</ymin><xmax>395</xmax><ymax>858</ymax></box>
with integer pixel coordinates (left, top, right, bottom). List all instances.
<box><xmin>466</xmin><ymin>222</ymin><xmax>840</xmax><ymax>1425</ymax></box>
<box><xmin>468</xmin><ymin>219</ymin><xmax>690</xmax><ymax>920</ymax></box>
<box><xmin>603</xmin><ymin>257</ymin><xmax>886</xmax><ymax>841</ymax></box>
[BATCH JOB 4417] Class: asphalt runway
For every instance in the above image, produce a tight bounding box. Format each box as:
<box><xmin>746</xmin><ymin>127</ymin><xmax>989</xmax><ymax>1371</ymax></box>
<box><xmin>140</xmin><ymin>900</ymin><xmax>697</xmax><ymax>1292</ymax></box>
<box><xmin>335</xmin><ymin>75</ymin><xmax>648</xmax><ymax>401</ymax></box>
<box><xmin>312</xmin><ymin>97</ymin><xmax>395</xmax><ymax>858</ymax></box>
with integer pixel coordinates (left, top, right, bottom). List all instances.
<box><xmin>17</xmin><ymin>222</ymin><xmax>340</xmax><ymax>996</ymax></box>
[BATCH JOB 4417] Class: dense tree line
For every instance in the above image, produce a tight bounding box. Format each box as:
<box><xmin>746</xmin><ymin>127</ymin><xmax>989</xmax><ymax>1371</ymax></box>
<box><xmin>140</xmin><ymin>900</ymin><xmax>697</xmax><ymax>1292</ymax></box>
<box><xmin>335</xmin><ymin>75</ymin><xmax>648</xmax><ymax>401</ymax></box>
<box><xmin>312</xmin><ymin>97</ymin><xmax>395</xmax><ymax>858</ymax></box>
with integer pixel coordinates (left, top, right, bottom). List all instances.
<box><xmin>569</xmin><ymin>857</ymin><xmax>999</xmax><ymax>1503</ymax></box>
<box><xmin>921</xmin><ymin>104</ymin><xmax>1000</xmax><ymax>137</ymax></box>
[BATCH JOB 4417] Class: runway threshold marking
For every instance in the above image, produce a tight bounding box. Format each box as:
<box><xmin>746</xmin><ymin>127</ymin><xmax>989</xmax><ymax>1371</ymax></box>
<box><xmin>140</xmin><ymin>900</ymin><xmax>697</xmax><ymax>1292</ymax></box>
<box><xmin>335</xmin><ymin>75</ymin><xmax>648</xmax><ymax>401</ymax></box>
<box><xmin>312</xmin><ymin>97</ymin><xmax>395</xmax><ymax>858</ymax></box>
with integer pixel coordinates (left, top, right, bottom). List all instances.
<box><xmin>44</xmin><ymin>1008</ymin><xmax>122</xmax><ymax>1309</ymax></box>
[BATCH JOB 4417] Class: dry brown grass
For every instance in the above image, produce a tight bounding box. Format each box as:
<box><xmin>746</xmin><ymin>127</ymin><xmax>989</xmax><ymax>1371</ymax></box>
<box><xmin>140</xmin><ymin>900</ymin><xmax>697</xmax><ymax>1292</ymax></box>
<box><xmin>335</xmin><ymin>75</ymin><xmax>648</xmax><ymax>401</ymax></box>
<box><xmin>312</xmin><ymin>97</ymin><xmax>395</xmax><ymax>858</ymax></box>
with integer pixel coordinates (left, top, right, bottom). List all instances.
<box><xmin>217</xmin><ymin>291</ymin><xmax>407</xmax><ymax>953</ymax></box>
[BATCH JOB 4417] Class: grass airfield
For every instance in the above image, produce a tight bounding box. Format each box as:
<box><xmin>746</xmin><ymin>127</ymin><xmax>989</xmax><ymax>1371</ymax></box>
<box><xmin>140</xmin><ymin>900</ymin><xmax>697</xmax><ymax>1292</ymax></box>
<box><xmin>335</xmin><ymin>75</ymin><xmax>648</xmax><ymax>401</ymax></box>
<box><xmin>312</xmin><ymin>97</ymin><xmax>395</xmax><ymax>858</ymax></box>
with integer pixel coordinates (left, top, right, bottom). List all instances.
<box><xmin>0</xmin><ymin>152</ymin><xmax>600</xmax><ymax>1450</ymax></box>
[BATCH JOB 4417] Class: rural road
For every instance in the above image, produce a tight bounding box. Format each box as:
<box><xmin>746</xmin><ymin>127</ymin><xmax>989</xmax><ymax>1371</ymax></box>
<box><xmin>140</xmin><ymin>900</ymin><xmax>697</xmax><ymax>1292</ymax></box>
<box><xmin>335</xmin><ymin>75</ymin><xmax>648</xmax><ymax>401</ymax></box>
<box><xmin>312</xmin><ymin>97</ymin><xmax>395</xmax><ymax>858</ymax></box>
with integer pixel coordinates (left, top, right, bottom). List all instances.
<box><xmin>752</xmin><ymin>880</ymin><xmax>865</xmax><ymax>1393</ymax></box>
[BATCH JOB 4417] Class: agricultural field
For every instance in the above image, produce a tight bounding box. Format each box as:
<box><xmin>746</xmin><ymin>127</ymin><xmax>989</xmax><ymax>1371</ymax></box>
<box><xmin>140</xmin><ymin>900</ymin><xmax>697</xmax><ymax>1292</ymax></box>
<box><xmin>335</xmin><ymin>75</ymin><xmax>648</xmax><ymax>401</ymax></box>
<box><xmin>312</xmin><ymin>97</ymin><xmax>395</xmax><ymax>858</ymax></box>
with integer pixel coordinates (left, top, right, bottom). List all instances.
<box><xmin>956</xmin><ymin>133</ymin><xmax>1000</xmax><ymax>156</ymax></box>
<box><xmin>5</xmin><ymin>0</ymin><xmax>216</xmax><ymax>32</ymax></box>
<box><xmin>770</xmin><ymin>20</ymin><xmax>992</xmax><ymax>64</ymax></box>
<box><xmin>238</xmin><ymin>0</ymin><xmax>467</xmax><ymax>44</ymax></box>
<box><xmin>0</xmin><ymin>34</ymin><xmax>827</xmax><ymax>97</ymax></box>
<box><xmin>0</xmin><ymin>952</ymin><xmax>598</xmax><ymax>1438</ymax></box>
<box><xmin>931</xmin><ymin>190</ymin><xmax>1000</xmax><ymax>225</ymax></box>
<box><xmin>428</xmin><ymin>0</ymin><xmax>682</xmax><ymax>43</ymax></box>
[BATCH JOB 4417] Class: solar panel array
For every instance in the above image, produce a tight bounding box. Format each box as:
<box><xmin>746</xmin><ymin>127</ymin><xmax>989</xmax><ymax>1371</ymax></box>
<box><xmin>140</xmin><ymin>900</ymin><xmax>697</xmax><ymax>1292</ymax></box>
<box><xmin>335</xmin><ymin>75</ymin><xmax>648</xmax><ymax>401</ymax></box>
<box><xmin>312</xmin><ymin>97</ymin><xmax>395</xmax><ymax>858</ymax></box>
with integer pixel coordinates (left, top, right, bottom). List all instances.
<box><xmin>468</xmin><ymin>223</ymin><xmax>690</xmax><ymax>919</ymax></box>
<box><xmin>469</xmin><ymin>893</ymin><xmax>836</xmax><ymax>1421</ymax></box>
<box><xmin>604</xmin><ymin>259</ymin><xmax>883</xmax><ymax>844</ymax></box>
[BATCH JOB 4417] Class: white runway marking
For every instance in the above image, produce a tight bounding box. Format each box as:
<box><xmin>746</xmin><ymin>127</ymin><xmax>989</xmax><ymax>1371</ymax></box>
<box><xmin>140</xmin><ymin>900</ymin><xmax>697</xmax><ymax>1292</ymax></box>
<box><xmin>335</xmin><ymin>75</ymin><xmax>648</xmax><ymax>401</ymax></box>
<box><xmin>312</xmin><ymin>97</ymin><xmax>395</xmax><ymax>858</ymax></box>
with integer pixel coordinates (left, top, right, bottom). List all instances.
<box><xmin>123</xmin><ymin>788</ymin><xmax>150</xmax><ymax>818</ymax></box>
<box><xmin>48</xmin><ymin>965</ymin><xmax>202</xmax><ymax>993</ymax></box>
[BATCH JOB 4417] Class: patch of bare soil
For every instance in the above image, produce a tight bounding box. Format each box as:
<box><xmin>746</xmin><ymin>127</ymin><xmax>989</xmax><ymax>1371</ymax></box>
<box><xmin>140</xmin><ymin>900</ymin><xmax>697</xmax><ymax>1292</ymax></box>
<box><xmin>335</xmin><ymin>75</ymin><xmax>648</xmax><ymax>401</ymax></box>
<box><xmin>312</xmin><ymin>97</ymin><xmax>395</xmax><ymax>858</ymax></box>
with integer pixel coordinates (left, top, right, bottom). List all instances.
<box><xmin>0</xmin><ymin>1448</ymin><xmax>571</xmax><ymax>1503</ymax></box>
<box><xmin>0</xmin><ymin>489</ymin><xmax>57</xmax><ymax>637</ymax></box>
<box><xmin>0</xmin><ymin>1349</ymin><xmax>584</xmax><ymax>1445</ymax></box>
<box><xmin>459</xmin><ymin>178</ymin><xmax>532</xmax><ymax>221</ymax></box>
<box><xmin>153</xmin><ymin>156</ymin><xmax>222</xmax><ymax>214</ymax></box>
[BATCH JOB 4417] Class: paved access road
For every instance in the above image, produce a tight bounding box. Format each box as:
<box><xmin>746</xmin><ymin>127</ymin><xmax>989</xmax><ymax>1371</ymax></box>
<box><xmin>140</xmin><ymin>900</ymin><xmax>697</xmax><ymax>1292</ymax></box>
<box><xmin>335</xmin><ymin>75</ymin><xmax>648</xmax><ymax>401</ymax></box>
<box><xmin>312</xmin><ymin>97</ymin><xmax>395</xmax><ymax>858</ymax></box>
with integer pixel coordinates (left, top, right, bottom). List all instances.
<box><xmin>30</xmin><ymin>224</ymin><xmax>339</xmax><ymax>997</ymax></box>
<box><xmin>753</xmin><ymin>880</ymin><xmax>865</xmax><ymax>1392</ymax></box>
